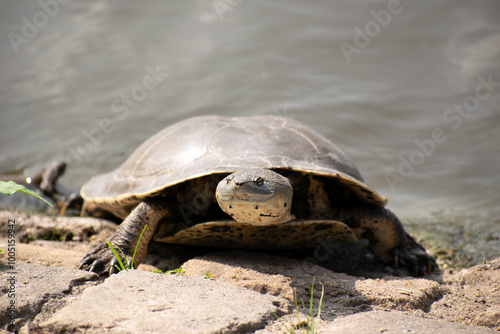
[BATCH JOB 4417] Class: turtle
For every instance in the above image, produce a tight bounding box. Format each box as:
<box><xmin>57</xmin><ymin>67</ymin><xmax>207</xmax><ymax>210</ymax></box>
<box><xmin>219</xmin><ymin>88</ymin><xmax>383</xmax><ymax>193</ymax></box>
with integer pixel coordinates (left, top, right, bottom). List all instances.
<box><xmin>78</xmin><ymin>115</ymin><xmax>436</xmax><ymax>276</ymax></box>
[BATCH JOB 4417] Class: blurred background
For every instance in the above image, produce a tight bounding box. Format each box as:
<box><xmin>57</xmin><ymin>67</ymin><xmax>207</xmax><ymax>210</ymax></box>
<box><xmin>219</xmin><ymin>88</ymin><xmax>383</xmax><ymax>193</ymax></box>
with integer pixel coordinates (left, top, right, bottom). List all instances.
<box><xmin>1</xmin><ymin>0</ymin><xmax>499</xmax><ymax>267</ymax></box>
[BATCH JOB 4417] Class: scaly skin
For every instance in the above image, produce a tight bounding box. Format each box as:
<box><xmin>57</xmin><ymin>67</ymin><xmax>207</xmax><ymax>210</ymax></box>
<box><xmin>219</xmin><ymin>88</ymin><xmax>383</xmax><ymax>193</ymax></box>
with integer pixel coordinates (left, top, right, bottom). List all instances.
<box><xmin>339</xmin><ymin>205</ymin><xmax>437</xmax><ymax>276</ymax></box>
<box><xmin>216</xmin><ymin>169</ymin><xmax>293</xmax><ymax>225</ymax></box>
<box><xmin>78</xmin><ymin>199</ymin><xmax>172</xmax><ymax>275</ymax></box>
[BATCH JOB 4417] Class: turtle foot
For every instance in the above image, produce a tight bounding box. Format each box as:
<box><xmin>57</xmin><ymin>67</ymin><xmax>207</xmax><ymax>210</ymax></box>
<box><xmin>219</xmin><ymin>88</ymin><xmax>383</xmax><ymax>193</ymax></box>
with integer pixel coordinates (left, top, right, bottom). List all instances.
<box><xmin>393</xmin><ymin>233</ymin><xmax>437</xmax><ymax>277</ymax></box>
<box><xmin>78</xmin><ymin>242</ymin><xmax>132</xmax><ymax>276</ymax></box>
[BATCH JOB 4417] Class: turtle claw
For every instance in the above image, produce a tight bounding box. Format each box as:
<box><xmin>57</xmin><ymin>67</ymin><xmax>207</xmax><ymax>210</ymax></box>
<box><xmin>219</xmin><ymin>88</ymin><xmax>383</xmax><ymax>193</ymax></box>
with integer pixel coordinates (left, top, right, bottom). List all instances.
<box><xmin>78</xmin><ymin>242</ymin><xmax>127</xmax><ymax>276</ymax></box>
<box><xmin>393</xmin><ymin>233</ymin><xmax>437</xmax><ymax>276</ymax></box>
<box><xmin>109</xmin><ymin>262</ymin><xmax>118</xmax><ymax>276</ymax></box>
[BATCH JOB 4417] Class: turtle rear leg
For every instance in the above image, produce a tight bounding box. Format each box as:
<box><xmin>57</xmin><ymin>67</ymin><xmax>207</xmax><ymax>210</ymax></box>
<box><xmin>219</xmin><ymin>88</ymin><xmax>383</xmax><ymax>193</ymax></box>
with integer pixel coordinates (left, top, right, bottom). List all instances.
<box><xmin>342</xmin><ymin>205</ymin><xmax>437</xmax><ymax>276</ymax></box>
<box><xmin>78</xmin><ymin>199</ymin><xmax>172</xmax><ymax>276</ymax></box>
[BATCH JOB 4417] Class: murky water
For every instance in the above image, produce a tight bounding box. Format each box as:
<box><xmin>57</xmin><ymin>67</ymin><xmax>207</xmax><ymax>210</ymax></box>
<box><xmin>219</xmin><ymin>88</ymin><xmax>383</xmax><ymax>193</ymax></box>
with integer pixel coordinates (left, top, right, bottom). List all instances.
<box><xmin>1</xmin><ymin>0</ymin><xmax>499</xmax><ymax>267</ymax></box>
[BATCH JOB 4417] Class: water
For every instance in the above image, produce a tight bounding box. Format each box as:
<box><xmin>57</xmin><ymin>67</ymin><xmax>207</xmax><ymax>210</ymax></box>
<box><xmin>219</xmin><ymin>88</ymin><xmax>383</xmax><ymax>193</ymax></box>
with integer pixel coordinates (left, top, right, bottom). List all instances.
<box><xmin>1</xmin><ymin>0</ymin><xmax>499</xmax><ymax>266</ymax></box>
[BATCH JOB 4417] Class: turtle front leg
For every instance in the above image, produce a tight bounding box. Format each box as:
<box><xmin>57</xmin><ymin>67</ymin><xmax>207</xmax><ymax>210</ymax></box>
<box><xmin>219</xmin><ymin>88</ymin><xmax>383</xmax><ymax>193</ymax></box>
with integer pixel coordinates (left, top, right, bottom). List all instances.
<box><xmin>78</xmin><ymin>199</ymin><xmax>172</xmax><ymax>276</ymax></box>
<box><xmin>341</xmin><ymin>205</ymin><xmax>437</xmax><ymax>276</ymax></box>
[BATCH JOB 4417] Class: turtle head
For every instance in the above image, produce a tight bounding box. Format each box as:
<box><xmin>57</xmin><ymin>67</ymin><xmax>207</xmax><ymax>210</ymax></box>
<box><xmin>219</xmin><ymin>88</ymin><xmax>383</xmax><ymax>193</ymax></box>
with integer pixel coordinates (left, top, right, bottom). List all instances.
<box><xmin>216</xmin><ymin>169</ymin><xmax>293</xmax><ymax>225</ymax></box>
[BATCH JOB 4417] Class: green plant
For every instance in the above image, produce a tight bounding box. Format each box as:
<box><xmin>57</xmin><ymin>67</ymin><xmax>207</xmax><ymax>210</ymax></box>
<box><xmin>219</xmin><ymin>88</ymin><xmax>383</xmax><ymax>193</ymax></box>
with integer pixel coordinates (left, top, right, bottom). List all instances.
<box><xmin>274</xmin><ymin>276</ymin><xmax>324</xmax><ymax>334</ymax></box>
<box><xmin>0</xmin><ymin>180</ymin><xmax>52</xmax><ymax>206</ymax></box>
<box><xmin>153</xmin><ymin>267</ymin><xmax>187</xmax><ymax>276</ymax></box>
<box><xmin>201</xmin><ymin>272</ymin><xmax>213</xmax><ymax>280</ymax></box>
<box><xmin>107</xmin><ymin>224</ymin><xmax>147</xmax><ymax>272</ymax></box>
<box><xmin>164</xmin><ymin>267</ymin><xmax>186</xmax><ymax>276</ymax></box>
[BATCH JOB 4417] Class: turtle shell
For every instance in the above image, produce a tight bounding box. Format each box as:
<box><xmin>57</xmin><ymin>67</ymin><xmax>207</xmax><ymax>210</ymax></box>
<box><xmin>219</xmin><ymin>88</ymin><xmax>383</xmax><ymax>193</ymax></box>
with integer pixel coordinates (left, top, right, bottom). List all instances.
<box><xmin>81</xmin><ymin>115</ymin><xmax>387</xmax><ymax>213</ymax></box>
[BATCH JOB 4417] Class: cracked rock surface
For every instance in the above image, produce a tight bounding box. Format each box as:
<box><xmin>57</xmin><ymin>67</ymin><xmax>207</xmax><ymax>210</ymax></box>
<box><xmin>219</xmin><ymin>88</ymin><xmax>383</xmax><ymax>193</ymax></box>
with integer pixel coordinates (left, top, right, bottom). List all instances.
<box><xmin>39</xmin><ymin>270</ymin><xmax>289</xmax><ymax>334</ymax></box>
<box><xmin>320</xmin><ymin>311</ymin><xmax>495</xmax><ymax>334</ymax></box>
<box><xmin>0</xmin><ymin>262</ymin><xmax>100</xmax><ymax>332</ymax></box>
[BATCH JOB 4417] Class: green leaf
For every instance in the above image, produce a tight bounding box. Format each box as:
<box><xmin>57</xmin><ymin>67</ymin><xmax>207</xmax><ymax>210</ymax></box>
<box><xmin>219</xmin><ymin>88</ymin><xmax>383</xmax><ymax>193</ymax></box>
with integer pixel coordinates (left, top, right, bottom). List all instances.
<box><xmin>130</xmin><ymin>224</ymin><xmax>148</xmax><ymax>269</ymax></box>
<box><xmin>0</xmin><ymin>180</ymin><xmax>52</xmax><ymax>207</ymax></box>
<box><xmin>107</xmin><ymin>241</ymin><xmax>126</xmax><ymax>271</ymax></box>
<box><xmin>164</xmin><ymin>267</ymin><xmax>186</xmax><ymax>276</ymax></box>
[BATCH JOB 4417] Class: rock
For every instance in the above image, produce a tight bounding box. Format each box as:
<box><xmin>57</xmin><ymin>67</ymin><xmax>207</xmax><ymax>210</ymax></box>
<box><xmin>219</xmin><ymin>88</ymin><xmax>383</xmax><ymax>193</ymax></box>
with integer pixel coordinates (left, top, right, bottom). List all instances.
<box><xmin>0</xmin><ymin>239</ymin><xmax>157</xmax><ymax>273</ymax></box>
<box><xmin>184</xmin><ymin>251</ymin><xmax>500</xmax><ymax>331</ymax></box>
<box><xmin>0</xmin><ymin>211</ymin><xmax>158</xmax><ymax>272</ymax></box>
<box><xmin>182</xmin><ymin>250</ymin><xmax>442</xmax><ymax>318</ymax></box>
<box><xmin>429</xmin><ymin>258</ymin><xmax>500</xmax><ymax>330</ymax></box>
<box><xmin>0</xmin><ymin>210</ymin><xmax>116</xmax><ymax>244</ymax></box>
<box><xmin>0</xmin><ymin>238</ymin><xmax>87</xmax><ymax>269</ymax></box>
<box><xmin>353</xmin><ymin>276</ymin><xmax>441</xmax><ymax>312</ymax></box>
<box><xmin>0</xmin><ymin>262</ymin><xmax>100</xmax><ymax>332</ymax></box>
<box><xmin>321</xmin><ymin>311</ymin><xmax>495</xmax><ymax>334</ymax></box>
<box><xmin>183</xmin><ymin>251</ymin><xmax>295</xmax><ymax>300</ymax></box>
<box><xmin>39</xmin><ymin>270</ymin><xmax>289</xmax><ymax>334</ymax></box>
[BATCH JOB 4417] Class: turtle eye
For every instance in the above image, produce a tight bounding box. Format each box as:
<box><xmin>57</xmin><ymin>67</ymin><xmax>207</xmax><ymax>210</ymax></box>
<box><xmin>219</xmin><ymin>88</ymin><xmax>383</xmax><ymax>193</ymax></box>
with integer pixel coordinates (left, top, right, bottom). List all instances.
<box><xmin>253</xmin><ymin>177</ymin><xmax>264</xmax><ymax>185</ymax></box>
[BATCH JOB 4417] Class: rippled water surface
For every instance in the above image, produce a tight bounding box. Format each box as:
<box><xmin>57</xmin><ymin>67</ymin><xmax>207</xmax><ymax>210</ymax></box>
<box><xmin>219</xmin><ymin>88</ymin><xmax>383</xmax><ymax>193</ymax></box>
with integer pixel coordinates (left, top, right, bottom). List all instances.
<box><xmin>1</xmin><ymin>0</ymin><xmax>499</xmax><ymax>266</ymax></box>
